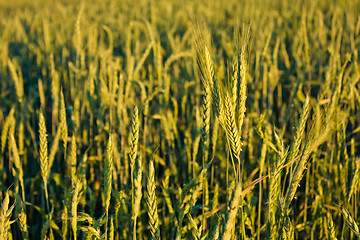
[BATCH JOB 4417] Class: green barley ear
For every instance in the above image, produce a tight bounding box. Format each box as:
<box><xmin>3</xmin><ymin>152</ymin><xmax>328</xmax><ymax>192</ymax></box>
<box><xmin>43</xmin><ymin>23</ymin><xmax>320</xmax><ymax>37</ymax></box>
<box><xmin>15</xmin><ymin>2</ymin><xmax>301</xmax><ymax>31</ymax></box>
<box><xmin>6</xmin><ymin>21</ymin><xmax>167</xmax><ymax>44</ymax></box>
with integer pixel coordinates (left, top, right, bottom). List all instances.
<box><xmin>348</xmin><ymin>157</ymin><xmax>360</xmax><ymax>202</ymax></box>
<box><xmin>17</xmin><ymin>203</ymin><xmax>29</xmax><ymax>240</ymax></box>
<box><xmin>39</xmin><ymin>111</ymin><xmax>50</xmax><ymax>213</ymax></box>
<box><xmin>61</xmin><ymin>201</ymin><xmax>68</xmax><ymax>240</ymax></box>
<box><xmin>9</xmin><ymin>134</ymin><xmax>25</xmax><ymax>202</ymax></box>
<box><xmin>104</xmin><ymin>135</ymin><xmax>113</xmax><ymax>240</ymax></box>
<box><xmin>43</xmin><ymin>19</ymin><xmax>50</xmax><ymax>53</ymax></box>
<box><xmin>281</xmin><ymin>215</ymin><xmax>294</xmax><ymax>240</ymax></box>
<box><xmin>162</xmin><ymin>169</ymin><xmax>175</xmax><ymax>215</ymax></box>
<box><xmin>284</xmin><ymin>96</ymin><xmax>310</xmax><ymax>207</ymax></box>
<box><xmin>18</xmin><ymin>121</ymin><xmax>24</xmax><ymax>156</ymax></box>
<box><xmin>177</xmin><ymin>161</ymin><xmax>212</xmax><ymax>237</ymax></box>
<box><xmin>327</xmin><ymin>213</ymin><xmax>337</xmax><ymax>240</ymax></box>
<box><xmin>39</xmin><ymin>112</ymin><xmax>49</xmax><ymax>181</ymax></box>
<box><xmin>0</xmin><ymin>191</ymin><xmax>16</xmax><ymax>240</ymax></box>
<box><xmin>71</xmin><ymin>181</ymin><xmax>82</xmax><ymax>240</ymax></box>
<box><xmin>231</xmin><ymin>55</ymin><xmax>239</xmax><ymax>108</ymax></box>
<box><xmin>7</xmin><ymin>58</ymin><xmax>24</xmax><ymax>103</ymax></box>
<box><xmin>268</xmin><ymin>149</ymin><xmax>289</xmax><ymax>239</ymax></box>
<box><xmin>75</xmin><ymin>4</ymin><xmax>84</xmax><ymax>65</ymax></box>
<box><xmin>115</xmin><ymin>190</ymin><xmax>129</xmax><ymax>239</ymax></box>
<box><xmin>48</xmin><ymin>127</ymin><xmax>61</xmax><ymax>175</ymax></box>
<box><xmin>129</xmin><ymin>106</ymin><xmax>140</xmax><ymax>239</ymax></box>
<box><xmin>188</xmin><ymin>214</ymin><xmax>202</xmax><ymax>239</ymax></box>
<box><xmin>59</xmin><ymin>88</ymin><xmax>68</xmax><ymax>153</ymax></box>
<box><xmin>193</xmin><ymin>23</ymin><xmax>221</xmax><ymax>115</ymax></box>
<box><xmin>288</xmin><ymin>97</ymin><xmax>310</xmax><ymax>166</ymax></box>
<box><xmin>147</xmin><ymin>158</ymin><xmax>160</xmax><ymax>240</ymax></box>
<box><xmin>50</xmin><ymin>53</ymin><xmax>59</xmax><ymax>133</ymax></box>
<box><xmin>220</xmin><ymin>92</ymin><xmax>242</xmax><ymax>179</ymax></box>
<box><xmin>1</xmin><ymin>107</ymin><xmax>15</xmax><ymax>153</ymax></box>
<box><xmin>200</xmin><ymin>82</ymin><xmax>211</xmax><ymax>164</ymax></box>
<box><xmin>38</xmin><ymin>79</ymin><xmax>45</xmax><ymax>111</ymax></box>
<box><xmin>237</xmin><ymin>27</ymin><xmax>250</xmax><ymax>133</ymax></box>
<box><xmin>129</xmin><ymin>106</ymin><xmax>139</xmax><ymax>171</ymax></box>
<box><xmin>40</xmin><ymin>207</ymin><xmax>53</xmax><ymax>240</ymax></box>
<box><xmin>341</xmin><ymin>206</ymin><xmax>360</xmax><ymax>237</ymax></box>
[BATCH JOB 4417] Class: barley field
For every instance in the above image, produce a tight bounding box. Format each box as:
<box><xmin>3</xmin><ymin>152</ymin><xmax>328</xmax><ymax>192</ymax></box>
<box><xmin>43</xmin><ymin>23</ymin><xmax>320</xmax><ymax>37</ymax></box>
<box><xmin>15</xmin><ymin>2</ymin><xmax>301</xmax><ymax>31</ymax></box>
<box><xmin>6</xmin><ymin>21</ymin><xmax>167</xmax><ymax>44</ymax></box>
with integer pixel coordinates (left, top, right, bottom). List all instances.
<box><xmin>1</xmin><ymin>0</ymin><xmax>360</xmax><ymax>239</ymax></box>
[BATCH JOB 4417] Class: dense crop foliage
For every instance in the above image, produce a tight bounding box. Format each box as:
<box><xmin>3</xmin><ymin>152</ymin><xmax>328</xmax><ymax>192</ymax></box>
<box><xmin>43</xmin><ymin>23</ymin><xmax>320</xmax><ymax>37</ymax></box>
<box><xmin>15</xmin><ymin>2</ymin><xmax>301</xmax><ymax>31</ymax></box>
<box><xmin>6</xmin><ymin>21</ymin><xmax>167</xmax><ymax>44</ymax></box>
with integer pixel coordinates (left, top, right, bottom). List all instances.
<box><xmin>1</xmin><ymin>0</ymin><xmax>360</xmax><ymax>239</ymax></box>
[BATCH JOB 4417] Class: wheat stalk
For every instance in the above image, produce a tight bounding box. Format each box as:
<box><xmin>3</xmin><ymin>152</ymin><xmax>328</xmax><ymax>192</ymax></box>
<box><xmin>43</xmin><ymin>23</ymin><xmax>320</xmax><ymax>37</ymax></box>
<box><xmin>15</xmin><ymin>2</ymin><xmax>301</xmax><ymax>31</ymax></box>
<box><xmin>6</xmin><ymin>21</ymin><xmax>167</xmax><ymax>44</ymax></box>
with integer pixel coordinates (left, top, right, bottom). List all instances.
<box><xmin>109</xmin><ymin>216</ymin><xmax>115</xmax><ymax>240</ymax></box>
<box><xmin>220</xmin><ymin>180</ymin><xmax>242</xmax><ymax>240</ymax></box>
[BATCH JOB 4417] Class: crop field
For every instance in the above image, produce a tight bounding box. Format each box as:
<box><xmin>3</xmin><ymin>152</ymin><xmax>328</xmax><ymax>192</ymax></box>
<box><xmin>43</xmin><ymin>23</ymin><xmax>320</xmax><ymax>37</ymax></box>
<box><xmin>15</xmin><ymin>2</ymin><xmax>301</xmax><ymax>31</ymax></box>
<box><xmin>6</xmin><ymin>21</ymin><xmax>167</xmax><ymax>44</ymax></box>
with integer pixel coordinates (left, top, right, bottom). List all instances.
<box><xmin>1</xmin><ymin>0</ymin><xmax>360</xmax><ymax>239</ymax></box>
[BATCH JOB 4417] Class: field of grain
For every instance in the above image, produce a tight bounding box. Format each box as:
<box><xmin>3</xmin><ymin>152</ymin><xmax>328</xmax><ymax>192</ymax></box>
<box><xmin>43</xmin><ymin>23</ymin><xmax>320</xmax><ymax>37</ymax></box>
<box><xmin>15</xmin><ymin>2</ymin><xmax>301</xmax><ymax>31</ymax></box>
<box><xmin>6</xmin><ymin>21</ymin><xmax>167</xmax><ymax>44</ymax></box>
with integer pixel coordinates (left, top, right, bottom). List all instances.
<box><xmin>1</xmin><ymin>0</ymin><xmax>360</xmax><ymax>239</ymax></box>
